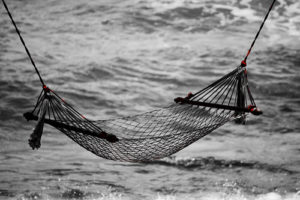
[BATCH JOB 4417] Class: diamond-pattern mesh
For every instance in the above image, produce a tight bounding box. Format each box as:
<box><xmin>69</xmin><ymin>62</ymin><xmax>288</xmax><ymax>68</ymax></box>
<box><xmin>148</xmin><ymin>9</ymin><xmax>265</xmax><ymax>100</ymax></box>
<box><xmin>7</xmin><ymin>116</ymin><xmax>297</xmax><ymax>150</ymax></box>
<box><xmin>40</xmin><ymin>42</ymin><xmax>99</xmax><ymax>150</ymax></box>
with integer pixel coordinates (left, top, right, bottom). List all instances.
<box><xmin>28</xmin><ymin>66</ymin><xmax>257</xmax><ymax>162</ymax></box>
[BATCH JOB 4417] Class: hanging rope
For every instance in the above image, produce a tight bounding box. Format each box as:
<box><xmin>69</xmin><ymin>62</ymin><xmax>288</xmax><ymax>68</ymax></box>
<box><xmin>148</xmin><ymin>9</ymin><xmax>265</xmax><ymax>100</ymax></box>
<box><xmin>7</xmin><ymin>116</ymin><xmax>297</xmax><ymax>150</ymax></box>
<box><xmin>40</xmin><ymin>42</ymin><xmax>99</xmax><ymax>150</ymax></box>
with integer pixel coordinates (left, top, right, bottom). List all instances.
<box><xmin>2</xmin><ymin>0</ymin><xmax>276</xmax><ymax>86</ymax></box>
<box><xmin>1</xmin><ymin>0</ymin><xmax>45</xmax><ymax>87</ymax></box>
<box><xmin>2</xmin><ymin>0</ymin><xmax>276</xmax><ymax>161</ymax></box>
<box><xmin>241</xmin><ymin>0</ymin><xmax>277</xmax><ymax>67</ymax></box>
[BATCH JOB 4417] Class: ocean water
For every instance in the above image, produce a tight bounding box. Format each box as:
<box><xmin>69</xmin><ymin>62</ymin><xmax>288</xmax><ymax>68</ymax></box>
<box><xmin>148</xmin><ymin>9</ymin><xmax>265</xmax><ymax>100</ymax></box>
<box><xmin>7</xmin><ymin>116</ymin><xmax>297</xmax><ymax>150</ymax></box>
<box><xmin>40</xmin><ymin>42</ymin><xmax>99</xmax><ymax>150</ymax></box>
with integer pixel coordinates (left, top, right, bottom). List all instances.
<box><xmin>0</xmin><ymin>0</ymin><xmax>299</xmax><ymax>199</ymax></box>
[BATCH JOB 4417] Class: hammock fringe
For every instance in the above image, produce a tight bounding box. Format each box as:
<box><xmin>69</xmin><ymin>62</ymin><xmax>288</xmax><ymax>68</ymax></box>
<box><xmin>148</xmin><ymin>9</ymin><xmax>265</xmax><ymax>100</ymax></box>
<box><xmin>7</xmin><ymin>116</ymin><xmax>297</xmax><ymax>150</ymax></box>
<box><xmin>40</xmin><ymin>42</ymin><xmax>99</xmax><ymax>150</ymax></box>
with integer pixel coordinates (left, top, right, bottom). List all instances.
<box><xmin>23</xmin><ymin>66</ymin><xmax>261</xmax><ymax>161</ymax></box>
<box><xmin>1</xmin><ymin>0</ymin><xmax>276</xmax><ymax>161</ymax></box>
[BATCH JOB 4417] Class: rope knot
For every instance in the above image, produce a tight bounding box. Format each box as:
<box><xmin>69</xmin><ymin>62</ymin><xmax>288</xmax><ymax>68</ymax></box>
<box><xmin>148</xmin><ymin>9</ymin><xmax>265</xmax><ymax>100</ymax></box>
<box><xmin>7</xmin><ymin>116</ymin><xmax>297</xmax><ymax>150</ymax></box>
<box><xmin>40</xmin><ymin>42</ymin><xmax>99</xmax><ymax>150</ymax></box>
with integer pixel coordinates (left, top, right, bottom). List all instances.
<box><xmin>43</xmin><ymin>85</ymin><xmax>50</xmax><ymax>93</ymax></box>
<box><xmin>241</xmin><ymin>60</ymin><xmax>247</xmax><ymax>67</ymax></box>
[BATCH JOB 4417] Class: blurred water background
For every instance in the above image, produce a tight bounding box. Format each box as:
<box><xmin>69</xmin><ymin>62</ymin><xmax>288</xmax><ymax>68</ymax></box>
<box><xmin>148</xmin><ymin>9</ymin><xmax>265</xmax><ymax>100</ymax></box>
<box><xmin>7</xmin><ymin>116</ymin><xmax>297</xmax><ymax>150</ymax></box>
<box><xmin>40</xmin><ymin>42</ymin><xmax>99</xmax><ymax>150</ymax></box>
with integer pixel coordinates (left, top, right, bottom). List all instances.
<box><xmin>0</xmin><ymin>0</ymin><xmax>300</xmax><ymax>199</ymax></box>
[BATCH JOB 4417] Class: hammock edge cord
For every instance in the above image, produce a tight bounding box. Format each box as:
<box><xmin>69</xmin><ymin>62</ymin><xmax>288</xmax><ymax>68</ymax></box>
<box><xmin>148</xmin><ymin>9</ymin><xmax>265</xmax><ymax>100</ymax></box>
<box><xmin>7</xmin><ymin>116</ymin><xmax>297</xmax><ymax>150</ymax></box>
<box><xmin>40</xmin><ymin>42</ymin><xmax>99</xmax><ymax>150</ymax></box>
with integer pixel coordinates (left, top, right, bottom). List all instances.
<box><xmin>2</xmin><ymin>0</ymin><xmax>277</xmax><ymax>161</ymax></box>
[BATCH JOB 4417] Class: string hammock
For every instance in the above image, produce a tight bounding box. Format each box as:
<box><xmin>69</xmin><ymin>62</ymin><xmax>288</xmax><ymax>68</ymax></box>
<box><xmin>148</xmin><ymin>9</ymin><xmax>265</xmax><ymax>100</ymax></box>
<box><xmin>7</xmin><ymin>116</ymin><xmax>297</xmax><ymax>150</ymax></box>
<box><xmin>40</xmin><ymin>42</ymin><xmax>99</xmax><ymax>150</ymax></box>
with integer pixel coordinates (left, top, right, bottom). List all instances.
<box><xmin>2</xmin><ymin>0</ymin><xmax>276</xmax><ymax>162</ymax></box>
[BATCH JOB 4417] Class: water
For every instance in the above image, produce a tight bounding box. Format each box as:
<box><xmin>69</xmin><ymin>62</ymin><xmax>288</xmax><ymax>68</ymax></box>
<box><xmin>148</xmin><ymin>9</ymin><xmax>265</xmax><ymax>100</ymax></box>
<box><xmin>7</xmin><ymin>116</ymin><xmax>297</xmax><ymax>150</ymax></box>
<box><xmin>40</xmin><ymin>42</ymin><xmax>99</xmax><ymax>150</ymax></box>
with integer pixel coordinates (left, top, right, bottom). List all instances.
<box><xmin>0</xmin><ymin>0</ymin><xmax>299</xmax><ymax>199</ymax></box>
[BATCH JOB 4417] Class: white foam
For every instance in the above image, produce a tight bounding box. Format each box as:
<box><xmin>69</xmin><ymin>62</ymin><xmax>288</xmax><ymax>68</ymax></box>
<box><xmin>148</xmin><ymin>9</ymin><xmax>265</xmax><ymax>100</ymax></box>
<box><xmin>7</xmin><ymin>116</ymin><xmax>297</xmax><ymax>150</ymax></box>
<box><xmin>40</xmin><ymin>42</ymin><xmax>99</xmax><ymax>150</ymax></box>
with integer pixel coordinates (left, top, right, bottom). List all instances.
<box><xmin>8</xmin><ymin>191</ymin><xmax>300</xmax><ymax>200</ymax></box>
<box><xmin>150</xmin><ymin>192</ymin><xmax>300</xmax><ymax>200</ymax></box>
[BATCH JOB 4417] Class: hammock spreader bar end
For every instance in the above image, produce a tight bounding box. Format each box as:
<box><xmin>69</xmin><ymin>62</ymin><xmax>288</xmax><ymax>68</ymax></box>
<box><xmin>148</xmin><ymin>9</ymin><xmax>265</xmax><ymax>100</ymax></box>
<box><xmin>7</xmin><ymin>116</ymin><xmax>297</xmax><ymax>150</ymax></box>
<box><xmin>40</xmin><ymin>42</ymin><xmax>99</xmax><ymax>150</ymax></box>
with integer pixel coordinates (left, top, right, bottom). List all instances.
<box><xmin>248</xmin><ymin>105</ymin><xmax>263</xmax><ymax>115</ymax></box>
<box><xmin>24</xmin><ymin>112</ymin><xmax>38</xmax><ymax>121</ymax></box>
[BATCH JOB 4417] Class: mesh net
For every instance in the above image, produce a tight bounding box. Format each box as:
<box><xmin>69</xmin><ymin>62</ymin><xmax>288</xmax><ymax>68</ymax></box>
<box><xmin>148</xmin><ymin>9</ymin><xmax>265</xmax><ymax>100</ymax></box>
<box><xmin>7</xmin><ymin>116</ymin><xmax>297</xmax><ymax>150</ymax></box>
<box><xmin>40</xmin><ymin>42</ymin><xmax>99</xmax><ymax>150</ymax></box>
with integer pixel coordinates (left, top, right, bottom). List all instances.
<box><xmin>25</xmin><ymin>66</ymin><xmax>260</xmax><ymax>162</ymax></box>
<box><xmin>1</xmin><ymin>0</ymin><xmax>273</xmax><ymax>162</ymax></box>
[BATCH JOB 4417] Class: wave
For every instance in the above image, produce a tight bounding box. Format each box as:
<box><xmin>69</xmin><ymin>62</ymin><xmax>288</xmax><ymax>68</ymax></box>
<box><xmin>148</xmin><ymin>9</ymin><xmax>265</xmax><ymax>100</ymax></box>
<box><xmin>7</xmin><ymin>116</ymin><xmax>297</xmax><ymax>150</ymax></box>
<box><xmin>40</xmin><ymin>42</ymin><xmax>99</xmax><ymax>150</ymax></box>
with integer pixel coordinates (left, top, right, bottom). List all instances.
<box><xmin>145</xmin><ymin>156</ymin><xmax>295</xmax><ymax>174</ymax></box>
<box><xmin>6</xmin><ymin>190</ymin><xmax>300</xmax><ymax>200</ymax></box>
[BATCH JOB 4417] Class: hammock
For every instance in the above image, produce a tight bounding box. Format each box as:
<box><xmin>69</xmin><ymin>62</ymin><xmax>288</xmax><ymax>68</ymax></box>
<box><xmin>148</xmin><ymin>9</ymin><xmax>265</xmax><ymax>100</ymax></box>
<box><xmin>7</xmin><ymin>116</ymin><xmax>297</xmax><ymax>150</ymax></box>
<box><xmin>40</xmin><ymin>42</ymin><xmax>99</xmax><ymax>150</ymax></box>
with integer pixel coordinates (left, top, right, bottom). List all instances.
<box><xmin>2</xmin><ymin>0</ymin><xmax>276</xmax><ymax>162</ymax></box>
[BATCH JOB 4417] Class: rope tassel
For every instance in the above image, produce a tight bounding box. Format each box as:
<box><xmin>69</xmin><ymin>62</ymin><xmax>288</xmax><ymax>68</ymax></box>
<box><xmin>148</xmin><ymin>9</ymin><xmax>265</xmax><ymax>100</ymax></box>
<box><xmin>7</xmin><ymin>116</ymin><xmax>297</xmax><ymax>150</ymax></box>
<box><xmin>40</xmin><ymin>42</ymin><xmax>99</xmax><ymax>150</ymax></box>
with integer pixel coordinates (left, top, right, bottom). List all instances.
<box><xmin>28</xmin><ymin>98</ymin><xmax>48</xmax><ymax>150</ymax></box>
<box><xmin>2</xmin><ymin>0</ymin><xmax>274</xmax><ymax>161</ymax></box>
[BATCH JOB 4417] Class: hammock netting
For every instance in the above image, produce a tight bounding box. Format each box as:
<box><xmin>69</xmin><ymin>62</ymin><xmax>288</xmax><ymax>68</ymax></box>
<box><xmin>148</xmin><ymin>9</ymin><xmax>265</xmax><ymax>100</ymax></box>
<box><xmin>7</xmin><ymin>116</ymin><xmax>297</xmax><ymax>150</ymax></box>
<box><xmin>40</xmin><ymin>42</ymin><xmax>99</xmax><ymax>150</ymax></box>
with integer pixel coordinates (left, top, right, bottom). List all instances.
<box><xmin>24</xmin><ymin>66</ymin><xmax>261</xmax><ymax>162</ymax></box>
<box><xmin>2</xmin><ymin>0</ymin><xmax>276</xmax><ymax>162</ymax></box>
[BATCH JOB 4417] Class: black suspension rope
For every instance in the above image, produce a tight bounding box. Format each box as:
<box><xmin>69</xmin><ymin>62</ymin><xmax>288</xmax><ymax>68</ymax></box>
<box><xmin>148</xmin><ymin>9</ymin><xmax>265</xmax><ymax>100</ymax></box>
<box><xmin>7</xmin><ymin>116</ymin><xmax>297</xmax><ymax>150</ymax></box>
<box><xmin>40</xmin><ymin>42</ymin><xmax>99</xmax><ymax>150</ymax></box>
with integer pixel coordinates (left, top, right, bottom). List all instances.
<box><xmin>242</xmin><ymin>0</ymin><xmax>277</xmax><ymax>65</ymax></box>
<box><xmin>1</xmin><ymin>0</ymin><xmax>45</xmax><ymax>87</ymax></box>
<box><xmin>2</xmin><ymin>0</ymin><xmax>276</xmax><ymax>87</ymax></box>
